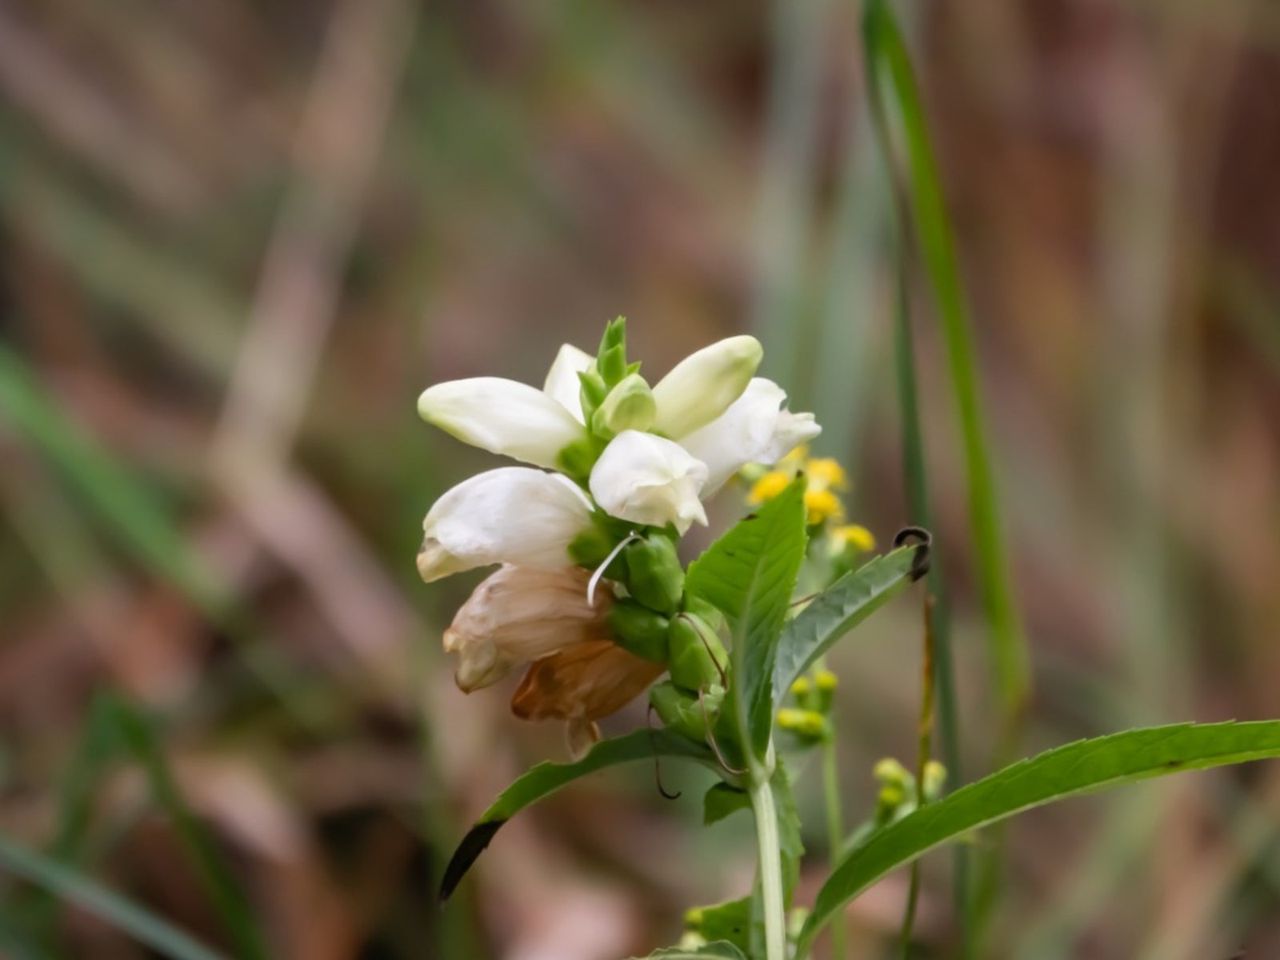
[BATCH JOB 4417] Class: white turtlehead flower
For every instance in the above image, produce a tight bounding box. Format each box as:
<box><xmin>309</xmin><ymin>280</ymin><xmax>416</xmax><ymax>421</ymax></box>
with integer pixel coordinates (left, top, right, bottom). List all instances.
<box><xmin>417</xmin><ymin>467</ymin><xmax>593</xmax><ymax>582</ymax></box>
<box><xmin>651</xmin><ymin>335</ymin><xmax>763</xmax><ymax>438</ymax></box>
<box><xmin>444</xmin><ymin>565</ymin><xmax>610</xmax><ymax>691</ymax></box>
<box><xmin>542</xmin><ymin>343</ymin><xmax>594</xmax><ymax>423</ymax></box>
<box><xmin>589</xmin><ymin>430</ymin><xmax>708</xmax><ymax>533</ymax></box>
<box><xmin>418</xmin><ymin>376</ymin><xmax>584</xmax><ymax>470</ymax></box>
<box><xmin>680</xmin><ymin>378</ymin><xmax>822</xmax><ymax>493</ymax></box>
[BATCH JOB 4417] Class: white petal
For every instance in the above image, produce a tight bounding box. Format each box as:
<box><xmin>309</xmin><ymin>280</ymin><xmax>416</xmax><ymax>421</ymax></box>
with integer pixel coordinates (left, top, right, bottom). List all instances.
<box><xmin>589</xmin><ymin>431</ymin><xmax>708</xmax><ymax>533</ymax></box>
<box><xmin>417</xmin><ymin>467</ymin><xmax>593</xmax><ymax>582</ymax></box>
<box><xmin>679</xmin><ymin>378</ymin><xmax>823</xmax><ymax>493</ymax></box>
<box><xmin>418</xmin><ymin>377</ymin><xmax>584</xmax><ymax>469</ymax></box>
<box><xmin>651</xmin><ymin>335</ymin><xmax>762</xmax><ymax>438</ymax></box>
<box><xmin>542</xmin><ymin>344</ymin><xmax>594</xmax><ymax>422</ymax></box>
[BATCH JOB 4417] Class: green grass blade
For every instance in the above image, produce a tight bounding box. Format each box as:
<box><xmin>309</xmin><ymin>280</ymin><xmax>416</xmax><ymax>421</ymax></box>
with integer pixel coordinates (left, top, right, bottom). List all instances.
<box><xmin>686</xmin><ymin>479</ymin><xmax>807</xmax><ymax>763</ymax></box>
<box><xmin>0</xmin><ymin>346</ymin><xmax>223</xmax><ymax>612</ymax></box>
<box><xmin>107</xmin><ymin>698</ymin><xmax>269</xmax><ymax>960</ymax></box>
<box><xmin>771</xmin><ymin>545</ymin><xmax>919</xmax><ymax>699</ymax></box>
<box><xmin>862</xmin><ymin>0</ymin><xmax>1030</xmax><ymax>717</ymax></box>
<box><xmin>0</xmin><ymin>834</ymin><xmax>228</xmax><ymax>960</ymax></box>
<box><xmin>440</xmin><ymin>730</ymin><xmax>715</xmax><ymax>901</ymax></box>
<box><xmin>794</xmin><ymin>720</ymin><xmax>1280</xmax><ymax>954</ymax></box>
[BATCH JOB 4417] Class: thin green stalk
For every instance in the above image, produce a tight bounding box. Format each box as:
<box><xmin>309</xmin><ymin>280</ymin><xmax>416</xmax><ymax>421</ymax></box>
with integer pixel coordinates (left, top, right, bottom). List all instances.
<box><xmin>898</xmin><ymin>596</ymin><xmax>938</xmax><ymax>958</ymax></box>
<box><xmin>750</xmin><ymin>757</ymin><xmax>787</xmax><ymax>960</ymax></box>
<box><xmin>861</xmin><ymin>0</ymin><xmax>1029</xmax><ymax>725</ymax></box>
<box><xmin>865</xmin><ymin>14</ymin><xmax>972</xmax><ymax>955</ymax></box>
<box><xmin>821</xmin><ymin>733</ymin><xmax>848</xmax><ymax>960</ymax></box>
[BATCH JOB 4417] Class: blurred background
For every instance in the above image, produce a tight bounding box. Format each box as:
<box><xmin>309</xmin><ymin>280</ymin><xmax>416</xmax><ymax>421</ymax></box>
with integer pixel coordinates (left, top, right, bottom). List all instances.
<box><xmin>1</xmin><ymin>0</ymin><xmax>1278</xmax><ymax>958</ymax></box>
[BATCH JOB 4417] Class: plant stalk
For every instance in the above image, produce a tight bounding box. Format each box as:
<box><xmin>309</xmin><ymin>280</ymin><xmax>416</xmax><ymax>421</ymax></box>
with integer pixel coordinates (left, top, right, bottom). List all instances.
<box><xmin>821</xmin><ymin>730</ymin><xmax>848</xmax><ymax>959</ymax></box>
<box><xmin>750</xmin><ymin>761</ymin><xmax>787</xmax><ymax>960</ymax></box>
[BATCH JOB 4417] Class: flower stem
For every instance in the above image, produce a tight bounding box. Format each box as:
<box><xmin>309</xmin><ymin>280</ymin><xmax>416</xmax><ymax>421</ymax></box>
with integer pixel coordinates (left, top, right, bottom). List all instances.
<box><xmin>750</xmin><ymin>761</ymin><xmax>787</xmax><ymax>960</ymax></box>
<box><xmin>821</xmin><ymin>733</ymin><xmax>848</xmax><ymax>960</ymax></box>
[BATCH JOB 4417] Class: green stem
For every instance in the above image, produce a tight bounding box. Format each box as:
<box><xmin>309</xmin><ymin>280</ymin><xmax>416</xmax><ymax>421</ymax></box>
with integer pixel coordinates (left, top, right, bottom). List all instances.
<box><xmin>821</xmin><ymin>734</ymin><xmax>848</xmax><ymax>960</ymax></box>
<box><xmin>750</xmin><ymin>762</ymin><xmax>787</xmax><ymax>960</ymax></box>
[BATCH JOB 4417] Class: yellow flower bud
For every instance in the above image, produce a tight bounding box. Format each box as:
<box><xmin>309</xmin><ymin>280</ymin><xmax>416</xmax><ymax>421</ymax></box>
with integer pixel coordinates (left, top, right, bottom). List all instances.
<box><xmin>804</xmin><ymin>487</ymin><xmax>844</xmax><ymax>525</ymax></box>
<box><xmin>789</xmin><ymin>676</ymin><xmax>812</xmax><ymax>697</ymax></box>
<box><xmin>832</xmin><ymin>523</ymin><xmax>876</xmax><ymax>553</ymax></box>
<box><xmin>806</xmin><ymin>457</ymin><xmax>847</xmax><ymax>491</ymax></box>
<box><xmin>748</xmin><ymin>470</ymin><xmax>791</xmax><ymax>505</ymax></box>
<box><xmin>814</xmin><ymin>669</ymin><xmax>838</xmax><ymax>692</ymax></box>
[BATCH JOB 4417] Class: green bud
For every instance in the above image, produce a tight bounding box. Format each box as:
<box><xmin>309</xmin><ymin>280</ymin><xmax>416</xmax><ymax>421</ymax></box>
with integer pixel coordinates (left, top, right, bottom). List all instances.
<box><xmin>577</xmin><ymin>368</ymin><xmax>609</xmax><ymax>423</ymax></box>
<box><xmin>650</xmin><ymin>681</ymin><xmax>709</xmax><ymax>742</ymax></box>
<box><xmin>607</xmin><ymin>600</ymin><xmax>670</xmax><ymax>662</ymax></box>
<box><xmin>922</xmin><ymin>760</ymin><xmax>947</xmax><ymax>801</ymax></box>
<box><xmin>623</xmin><ymin>534</ymin><xmax>684</xmax><ymax>614</ymax></box>
<box><xmin>683</xmin><ymin>595</ymin><xmax>726</xmax><ymax>635</ymax></box>
<box><xmin>590</xmin><ymin>373</ymin><xmax>656</xmax><ymax>437</ymax></box>
<box><xmin>776</xmin><ymin>708</ymin><xmax>830</xmax><ymax>741</ymax></box>
<box><xmin>596</xmin><ymin>317</ymin><xmax>628</xmax><ymax>386</ymax></box>
<box><xmin>668</xmin><ymin>613</ymin><xmax>727</xmax><ymax>692</ymax></box>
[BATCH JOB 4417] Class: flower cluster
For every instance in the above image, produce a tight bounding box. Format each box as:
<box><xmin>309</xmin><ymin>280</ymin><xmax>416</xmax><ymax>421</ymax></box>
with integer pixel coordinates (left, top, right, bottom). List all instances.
<box><xmin>417</xmin><ymin>319</ymin><xmax>820</xmax><ymax>753</ymax></box>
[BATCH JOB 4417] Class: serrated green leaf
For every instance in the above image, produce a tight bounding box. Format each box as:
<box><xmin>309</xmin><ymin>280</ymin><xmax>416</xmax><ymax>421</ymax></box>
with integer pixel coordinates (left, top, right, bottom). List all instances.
<box><xmin>795</xmin><ymin>721</ymin><xmax>1280</xmax><ymax>954</ymax></box>
<box><xmin>441</xmin><ymin>731</ymin><xmax>714</xmax><ymax>900</ymax></box>
<box><xmin>686</xmin><ymin>480</ymin><xmax>807</xmax><ymax>762</ymax></box>
<box><xmin>632</xmin><ymin>942</ymin><xmax>747</xmax><ymax>959</ymax></box>
<box><xmin>772</xmin><ymin>545</ymin><xmax>919</xmax><ymax>700</ymax></box>
<box><xmin>703</xmin><ymin>783</ymin><xmax>750</xmax><ymax>826</ymax></box>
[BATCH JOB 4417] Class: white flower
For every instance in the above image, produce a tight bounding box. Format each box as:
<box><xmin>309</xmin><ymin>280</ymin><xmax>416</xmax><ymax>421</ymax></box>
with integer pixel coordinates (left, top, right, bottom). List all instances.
<box><xmin>589</xmin><ymin>430</ymin><xmax>708</xmax><ymax>533</ymax></box>
<box><xmin>418</xmin><ymin>376</ymin><xmax>584</xmax><ymax>470</ymax></box>
<box><xmin>444</xmin><ymin>565</ymin><xmax>610</xmax><ymax>691</ymax></box>
<box><xmin>542</xmin><ymin>343</ymin><xmax>594</xmax><ymax>423</ymax></box>
<box><xmin>417</xmin><ymin>467</ymin><xmax>593</xmax><ymax>582</ymax></box>
<box><xmin>679</xmin><ymin>378</ymin><xmax>822</xmax><ymax>493</ymax></box>
<box><xmin>651</xmin><ymin>335</ymin><xmax>763</xmax><ymax>438</ymax></box>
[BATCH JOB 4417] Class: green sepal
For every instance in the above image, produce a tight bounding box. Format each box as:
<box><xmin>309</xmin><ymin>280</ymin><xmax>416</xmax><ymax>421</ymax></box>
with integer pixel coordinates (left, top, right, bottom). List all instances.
<box><xmin>624</xmin><ymin>534</ymin><xmax>684</xmax><ymax>615</ymax></box>
<box><xmin>669</xmin><ymin>613</ymin><xmax>727</xmax><ymax>692</ymax></box>
<box><xmin>608</xmin><ymin>601</ymin><xmax>670</xmax><ymax>662</ymax></box>
<box><xmin>650</xmin><ymin>681</ymin><xmax>709</xmax><ymax>743</ymax></box>
<box><xmin>577</xmin><ymin>369</ymin><xmax>609</xmax><ymax>425</ymax></box>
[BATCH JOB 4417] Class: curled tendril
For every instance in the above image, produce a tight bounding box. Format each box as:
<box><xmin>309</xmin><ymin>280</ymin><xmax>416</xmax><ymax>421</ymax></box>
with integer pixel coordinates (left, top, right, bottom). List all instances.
<box><xmin>698</xmin><ymin>689</ymin><xmax>747</xmax><ymax>777</ymax></box>
<box><xmin>893</xmin><ymin>525</ymin><xmax>933</xmax><ymax>581</ymax></box>
<box><xmin>646</xmin><ymin>704</ymin><xmax>682</xmax><ymax>800</ymax></box>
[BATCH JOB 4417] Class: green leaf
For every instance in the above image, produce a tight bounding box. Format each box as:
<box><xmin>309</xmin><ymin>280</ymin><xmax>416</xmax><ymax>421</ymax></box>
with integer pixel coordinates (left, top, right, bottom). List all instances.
<box><xmin>686</xmin><ymin>479</ymin><xmax>807</xmax><ymax>763</ymax></box>
<box><xmin>440</xmin><ymin>730</ymin><xmax>714</xmax><ymax>900</ymax></box>
<box><xmin>0</xmin><ymin>834</ymin><xmax>227</xmax><ymax>960</ymax></box>
<box><xmin>861</xmin><ymin>0</ymin><xmax>1029</xmax><ymax>717</ymax></box>
<box><xmin>632</xmin><ymin>942</ymin><xmax>747</xmax><ymax>959</ymax></box>
<box><xmin>772</xmin><ymin>545</ymin><xmax>919</xmax><ymax>700</ymax></box>
<box><xmin>686</xmin><ymin>898</ymin><xmax>750</xmax><ymax>952</ymax></box>
<box><xmin>795</xmin><ymin>721</ymin><xmax>1280</xmax><ymax>954</ymax></box>
<box><xmin>703</xmin><ymin>783</ymin><xmax>750</xmax><ymax>826</ymax></box>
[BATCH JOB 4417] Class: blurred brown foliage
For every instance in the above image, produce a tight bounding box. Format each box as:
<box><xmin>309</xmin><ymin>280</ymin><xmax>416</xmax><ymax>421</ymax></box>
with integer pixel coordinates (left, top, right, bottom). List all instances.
<box><xmin>0</xmin><ymin>0</ymin><xmax>1278</xmax><ymax>958</ymax></box>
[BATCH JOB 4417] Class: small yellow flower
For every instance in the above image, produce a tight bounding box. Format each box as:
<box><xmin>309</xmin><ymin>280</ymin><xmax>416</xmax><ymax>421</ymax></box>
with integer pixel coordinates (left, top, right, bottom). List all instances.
<box><xmin>804</xmin><ymin>488</ymin><xmax>844</xmax><ymax>525</ymax></box>
<box><xmin>806</xmin><ymin>457</ymin><xmax>847</xmax><ymax>491</ymax></box>
<box><xmin>748</xmin><ymin>470</ymin><xmax>791</xmax><ymax>505</ymax></box>
<box><xmin>777</xmin><ymin>708</ymin><xmax>829</xmax><ymax>739</ymax></box>
<box><xmin>814</xmin><ymin>669</ymin><xmax>838</xmax><ymax>692</ymax></box>
<box><xmin>832</xmin><ymin>523</ymin><xmax>876</xmax><ymax>553</ymax></box>
<box><xmin>789</xmin><ymin>676</ymin><xmax>812</xmax><ymax>697</ymax></box>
